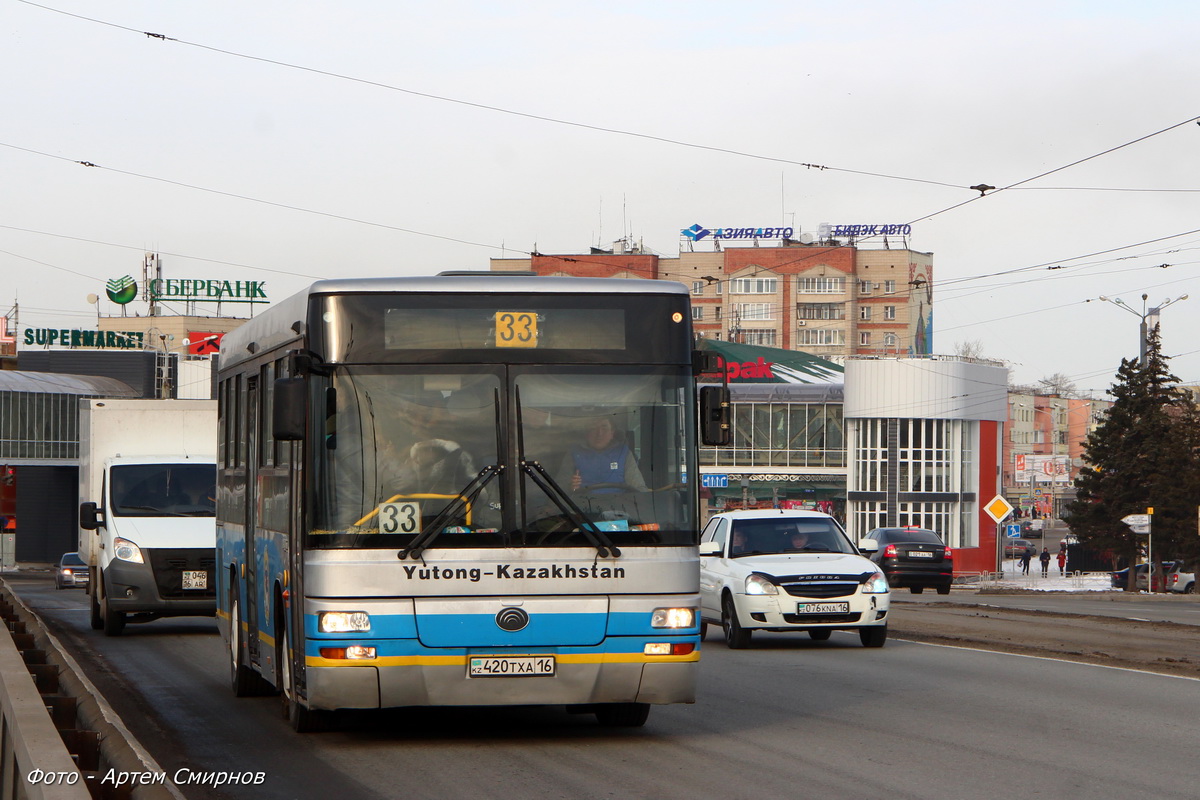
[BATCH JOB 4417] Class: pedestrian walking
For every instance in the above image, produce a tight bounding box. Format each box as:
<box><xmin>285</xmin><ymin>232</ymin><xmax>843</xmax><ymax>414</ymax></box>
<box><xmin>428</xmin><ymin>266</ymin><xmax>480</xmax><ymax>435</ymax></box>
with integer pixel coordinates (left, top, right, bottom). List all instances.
<box><xmin>1019</xmin><ymin>546</ymin><xmax>1033</xmax><ymax>575</ymax></box>
<box><xmin>1039</xmin><ymin>547</ymin><xmax>1051</xmax><ymax>577</ymax></box>
<box><xmin>1056</xmin><ymin>548</ymin><xmax>1067</xmax><ymax>577</ymax></box>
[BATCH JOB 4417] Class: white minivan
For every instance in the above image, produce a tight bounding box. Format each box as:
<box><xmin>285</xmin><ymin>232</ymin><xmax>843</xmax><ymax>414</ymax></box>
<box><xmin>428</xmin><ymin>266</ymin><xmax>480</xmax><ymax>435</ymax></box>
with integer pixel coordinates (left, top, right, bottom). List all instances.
<box><xmin>698</xmin><ymin>509</ymin><xmax>890</xmax><ymax>649</ymax></box>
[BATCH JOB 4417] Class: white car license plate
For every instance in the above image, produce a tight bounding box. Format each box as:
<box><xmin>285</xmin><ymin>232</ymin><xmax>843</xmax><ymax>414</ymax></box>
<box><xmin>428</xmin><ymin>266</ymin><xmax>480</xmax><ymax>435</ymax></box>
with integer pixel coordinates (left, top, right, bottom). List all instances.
<box><xmin>907</xmin><ymin>551</ymin><xmax>934</xmax><ymax>558</ymax></box>
<box><xmin>182</xmin><ymin>570</ymin><xmax>208</xmax><ymax>590</ymax></box>
<box><xmin>797</xmin><ymin>602</ymin><xmax>850</xmax><ymax>614</ymax></box>
<box><xmin>469</xmin><ymin>656</ymin><xmax>555</xmax><ymax>677</ymax></box>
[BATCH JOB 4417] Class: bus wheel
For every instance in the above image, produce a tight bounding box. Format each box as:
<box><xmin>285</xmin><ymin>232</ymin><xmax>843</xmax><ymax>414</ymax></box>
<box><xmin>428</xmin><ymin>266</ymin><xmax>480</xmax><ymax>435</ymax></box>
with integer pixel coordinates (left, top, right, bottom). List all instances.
<box><xmin>595</xmin><ymin>703</ymin><xmax>650</xmax><ymax>727</ymax></box>
<box><xmin>280</xmin><ymin>625</ymin><xmax>332</xmax><ymax>733</ymax></box>
<box><xmin>230</xmin><ymin>593</ymin><xmax>265</xmax><ymax>697</ymax></box>
<box><xmin>100</xmin><ymin>575</ymin><xmax>125</xmax><ymax>636</ymax></box>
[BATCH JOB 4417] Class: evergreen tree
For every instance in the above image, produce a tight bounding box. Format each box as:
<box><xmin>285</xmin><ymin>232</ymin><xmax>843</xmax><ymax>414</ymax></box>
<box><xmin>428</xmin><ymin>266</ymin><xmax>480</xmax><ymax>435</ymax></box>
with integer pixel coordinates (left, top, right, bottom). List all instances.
<box><xmin>1066</xmin><ymin>327</ymin><xmax>1200</xmax><ymax>590</ymax></box>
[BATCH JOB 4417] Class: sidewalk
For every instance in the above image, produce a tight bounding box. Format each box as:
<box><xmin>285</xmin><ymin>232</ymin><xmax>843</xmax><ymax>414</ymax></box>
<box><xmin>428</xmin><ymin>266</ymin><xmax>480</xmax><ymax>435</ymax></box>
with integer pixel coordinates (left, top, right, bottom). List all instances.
<box><xmin>969</xmin><ymin>558</ymin><xmax>1112</xmax><ymax>592</ymax></box>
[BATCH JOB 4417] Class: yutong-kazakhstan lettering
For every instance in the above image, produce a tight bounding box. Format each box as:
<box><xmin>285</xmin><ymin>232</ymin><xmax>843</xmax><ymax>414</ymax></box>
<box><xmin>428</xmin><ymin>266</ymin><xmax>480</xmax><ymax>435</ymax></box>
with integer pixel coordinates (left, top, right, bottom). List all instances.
<box><xmin>402</xmin><ymin>564</ymin><xmax>627</xmax><ymax>582</ymax></box>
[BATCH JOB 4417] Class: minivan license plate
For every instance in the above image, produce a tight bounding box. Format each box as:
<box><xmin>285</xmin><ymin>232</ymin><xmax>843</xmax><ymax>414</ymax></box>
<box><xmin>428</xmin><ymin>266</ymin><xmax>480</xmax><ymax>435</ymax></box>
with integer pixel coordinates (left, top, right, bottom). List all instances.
<box><xmin>797</xmin><ymin>602</ymin><xmax>850</xmax><ymax>614</ymax></box>
<box><xmin>182</xmin><ymin>571</ymin><xmax>207</xmax><ymax>590</ymax></box>
<box><xmin>469</xmin><ymin>656</ymin><xmax>555</xmax><ymax>677</ymax></box>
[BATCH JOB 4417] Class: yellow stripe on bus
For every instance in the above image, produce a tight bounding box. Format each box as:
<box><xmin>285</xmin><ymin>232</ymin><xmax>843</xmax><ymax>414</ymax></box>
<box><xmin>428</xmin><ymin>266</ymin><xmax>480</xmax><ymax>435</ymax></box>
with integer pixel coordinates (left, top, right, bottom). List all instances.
<box><xmin>305</xmin><ymin>651</ymin><xmax>701</xmax><ymax>668</ymax></box>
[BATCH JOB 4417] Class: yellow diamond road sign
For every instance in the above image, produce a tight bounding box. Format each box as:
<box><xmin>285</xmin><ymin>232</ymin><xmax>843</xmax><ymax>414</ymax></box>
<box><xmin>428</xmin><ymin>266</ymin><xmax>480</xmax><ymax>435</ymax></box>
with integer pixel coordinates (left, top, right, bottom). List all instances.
<box><xmin>985</xmin><ymin>495</ymin><xmax>1014</xmax><ymax>523</ymax></box>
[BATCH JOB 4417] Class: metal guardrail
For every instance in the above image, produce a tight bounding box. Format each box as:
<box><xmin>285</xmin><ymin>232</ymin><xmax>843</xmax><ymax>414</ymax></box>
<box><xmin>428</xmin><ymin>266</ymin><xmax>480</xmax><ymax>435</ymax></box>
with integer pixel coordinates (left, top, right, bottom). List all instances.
<box><xmin>0</xmin><ymin>581</ymin><xmax>185</xmax><ymax>800</ymax></box>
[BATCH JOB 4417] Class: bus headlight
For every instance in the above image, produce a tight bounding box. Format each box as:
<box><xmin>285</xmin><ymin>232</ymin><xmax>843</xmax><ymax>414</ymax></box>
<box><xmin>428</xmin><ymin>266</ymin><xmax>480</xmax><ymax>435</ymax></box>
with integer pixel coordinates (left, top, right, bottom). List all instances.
<box><xmin>319</xmin><ymin>611</ymin><xmax>371</xmax><ymax>633</ymax></box>
<box><xmin>650</xmin><ymin>607</ymin><xmax>696</xmax><ymax>628</ymax></box>
<box><xmin>745</xmin><ymin>574</ymin><xmax>778</xmax><ymax>595</ymax></box>
<box><xmin>112</xmin><ymin>537</ymin><xmax>144</xmax><ymax>564</ymax></box>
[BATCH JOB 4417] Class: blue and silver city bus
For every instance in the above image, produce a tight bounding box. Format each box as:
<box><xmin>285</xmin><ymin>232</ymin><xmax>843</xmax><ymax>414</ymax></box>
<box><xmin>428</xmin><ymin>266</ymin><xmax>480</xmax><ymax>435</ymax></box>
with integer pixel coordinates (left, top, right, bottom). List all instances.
<box><xmin>216</xmin><ymin>274</ymin><xmax>727</xmax><ymax>730</ymax></box>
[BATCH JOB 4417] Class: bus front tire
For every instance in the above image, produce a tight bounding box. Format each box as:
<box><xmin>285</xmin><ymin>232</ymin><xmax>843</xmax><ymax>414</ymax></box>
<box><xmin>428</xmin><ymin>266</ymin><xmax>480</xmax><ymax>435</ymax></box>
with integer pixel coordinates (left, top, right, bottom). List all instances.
<box><xmin>280</xmin><ymin>625</ymin><xmax>332</xmax><ymax>732</ymax></box>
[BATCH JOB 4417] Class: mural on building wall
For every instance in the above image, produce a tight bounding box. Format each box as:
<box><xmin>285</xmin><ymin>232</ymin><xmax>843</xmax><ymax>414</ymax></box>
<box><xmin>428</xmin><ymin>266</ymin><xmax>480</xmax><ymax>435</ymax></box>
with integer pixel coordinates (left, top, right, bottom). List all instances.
<box><xmin>909</xmin><ymin>260</ymin><xmax>933</xmax><ymax>355</ymax></box>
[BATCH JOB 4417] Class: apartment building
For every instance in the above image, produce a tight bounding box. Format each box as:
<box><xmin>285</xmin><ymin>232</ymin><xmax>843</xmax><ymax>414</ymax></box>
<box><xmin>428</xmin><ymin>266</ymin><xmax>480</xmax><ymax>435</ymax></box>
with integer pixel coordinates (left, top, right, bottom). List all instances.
<box><xmin>491</xmin><ymin>231</ymin><xmax>934</xmax><ymax>360</ymax></box>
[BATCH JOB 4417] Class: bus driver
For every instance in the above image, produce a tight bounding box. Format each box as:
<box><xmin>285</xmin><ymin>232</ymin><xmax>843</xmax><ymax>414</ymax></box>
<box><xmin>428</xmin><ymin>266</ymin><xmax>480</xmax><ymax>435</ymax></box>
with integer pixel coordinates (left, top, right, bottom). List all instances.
<box><xmin>562</xmin><ymin>417</ymin><xmax>647</xmax><ymax>494</ymax></box>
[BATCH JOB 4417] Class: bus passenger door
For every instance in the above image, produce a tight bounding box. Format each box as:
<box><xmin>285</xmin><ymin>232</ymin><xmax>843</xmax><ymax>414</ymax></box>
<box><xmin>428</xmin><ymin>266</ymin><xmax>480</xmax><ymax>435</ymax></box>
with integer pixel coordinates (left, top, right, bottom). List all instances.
<box><xmin>243</xmin><ymin>376</ymin><xmax>261</xmax><ymax>660</ymax></box>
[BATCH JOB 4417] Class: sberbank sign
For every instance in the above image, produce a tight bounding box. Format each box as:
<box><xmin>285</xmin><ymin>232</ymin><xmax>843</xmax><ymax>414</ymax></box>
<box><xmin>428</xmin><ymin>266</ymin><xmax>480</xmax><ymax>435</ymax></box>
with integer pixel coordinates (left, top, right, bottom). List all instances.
<box><xmin>148</xmin><ymin>279</ymin><xmax>267</xmax><ymax>303</ymax></box>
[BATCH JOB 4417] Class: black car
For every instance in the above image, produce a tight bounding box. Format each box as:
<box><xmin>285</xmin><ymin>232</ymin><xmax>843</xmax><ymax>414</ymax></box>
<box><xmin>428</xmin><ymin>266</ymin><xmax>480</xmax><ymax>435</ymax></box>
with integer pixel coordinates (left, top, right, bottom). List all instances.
<box><xmin>55</xmin><ymin>552</ymin><xmax>89</xmax><ymax>590</ymax></box>
<box><xmin>859</xmin><ymin>527</ymin><xmax>953</xmax><ymax>594</ymax></box>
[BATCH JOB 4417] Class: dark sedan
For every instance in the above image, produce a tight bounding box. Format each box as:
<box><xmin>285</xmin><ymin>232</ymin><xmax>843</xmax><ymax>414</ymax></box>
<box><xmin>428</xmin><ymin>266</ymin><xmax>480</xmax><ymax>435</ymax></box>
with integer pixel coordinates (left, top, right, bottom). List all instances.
<box><xmin>859</xmin><ymin>527</ymin><xmax>953</xmax><ymax>594</ymax></box>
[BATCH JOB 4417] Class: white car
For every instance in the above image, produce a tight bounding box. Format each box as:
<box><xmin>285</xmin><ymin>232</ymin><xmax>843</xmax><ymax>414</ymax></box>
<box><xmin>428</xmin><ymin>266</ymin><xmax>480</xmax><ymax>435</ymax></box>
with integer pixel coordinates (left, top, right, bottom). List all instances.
<box><xmin>699</xmin><ymin>509</ymin><xmax>890</xmax><ymax>648</ymax></box>
<box><xmin>1167</xmin><ymin>564</ymin><xmax>1195</xmax><ymax>594</ymax></box>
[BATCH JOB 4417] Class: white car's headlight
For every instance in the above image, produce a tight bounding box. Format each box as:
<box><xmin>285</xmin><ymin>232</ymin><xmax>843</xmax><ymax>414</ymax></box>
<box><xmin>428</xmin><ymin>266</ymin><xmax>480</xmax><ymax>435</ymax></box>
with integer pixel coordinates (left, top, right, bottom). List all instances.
<box><xmin>745</xmin><ymin>574</ymin><xmax>779</xmax><ymax>595</ymax></box>
<box><xmin>862</xmin><ymin>571</ymin><xmax>890</xmax><ymax>594</ymax></box>
<box><xmin>651</xmin><ymin>607</ymin><xmax>696</xmax><ymax>628</ymax></box>
<box><xmin>318</xmin><ymin>611</ymin><xmax>371</xmax><ymax>633</ymax></box>
<box><xmin>112</xmin><ymin>537</ymin><xmax>144</xmax><ymax>564</ymax></box>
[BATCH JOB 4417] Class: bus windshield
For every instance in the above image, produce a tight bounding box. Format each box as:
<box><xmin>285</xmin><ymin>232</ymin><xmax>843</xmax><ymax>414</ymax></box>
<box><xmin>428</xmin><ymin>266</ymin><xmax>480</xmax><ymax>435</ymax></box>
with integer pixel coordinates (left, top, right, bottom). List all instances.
<box><xmin>310</xmin><ymin>365</ymin><xmax>696</xmax><ymax>548</ymax></box>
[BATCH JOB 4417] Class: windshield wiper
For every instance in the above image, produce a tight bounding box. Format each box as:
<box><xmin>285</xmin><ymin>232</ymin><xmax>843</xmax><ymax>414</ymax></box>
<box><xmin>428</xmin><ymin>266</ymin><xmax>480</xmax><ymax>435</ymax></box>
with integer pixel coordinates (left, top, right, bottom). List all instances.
<box><xmin>521</xmin><ymin>460</ymin><xmax>621</xmax><ymax>558</ymax></box>
<box><xmin>118</xmin><ymin>506</ymin><xmax>187</xmax><ymax>516</ymax></box>
<box><xmin>397</xmin><ymin>464</ymin><xmax>502</xmax><ymax>561</ymax></box>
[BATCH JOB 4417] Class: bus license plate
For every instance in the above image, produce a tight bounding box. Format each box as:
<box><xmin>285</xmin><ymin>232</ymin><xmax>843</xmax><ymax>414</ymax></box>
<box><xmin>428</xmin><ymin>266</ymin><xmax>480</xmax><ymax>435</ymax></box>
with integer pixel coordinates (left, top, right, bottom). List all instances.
<box><xmin>797</xmin><ymin>602</ymin><xmax>849</xmax><ymax>614</ymax></box>
<box><xmin>182</xmin><ymin>571</ymin><xmax>208</xmax><ymax>590</ymax></box>
<box><xmin>469</xmin><ymin>656</ymin><xmax>555</xmax><ymax>677</ymax></box>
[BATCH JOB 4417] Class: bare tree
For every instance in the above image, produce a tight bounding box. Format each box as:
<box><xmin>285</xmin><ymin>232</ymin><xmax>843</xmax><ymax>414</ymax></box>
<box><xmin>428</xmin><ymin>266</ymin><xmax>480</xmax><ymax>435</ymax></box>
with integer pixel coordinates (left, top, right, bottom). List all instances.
<box><xmin>1038</xmin><ymin>372</ymin><xmax>1078</xmax><ymax>398</ymax></box>
<box><xmin>954</xmin><ymin>339</ymin><xmax>986</xmax><ymax>359</ymax></box>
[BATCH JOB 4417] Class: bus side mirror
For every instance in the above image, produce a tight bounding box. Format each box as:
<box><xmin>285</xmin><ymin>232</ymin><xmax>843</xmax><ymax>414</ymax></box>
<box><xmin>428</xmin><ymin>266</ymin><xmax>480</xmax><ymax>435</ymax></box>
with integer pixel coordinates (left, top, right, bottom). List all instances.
<box><xmin>273</xmin><ymin>377</ymin><xmax>307</xmax><ymax>441</ymax></box>
<box><xmin>79</xmin><ymin>501</ymin><xmax>102</xmax><ymax>531</ymax></box>
<box><xmin>692</xmin><ymin>350</ymin><xmax>722</xmax><ymax>377</ymax></box>
<box><xmin>699</xmin><ymin>385</ymin><xmax>731</xmax><ymax>446</ymax></box>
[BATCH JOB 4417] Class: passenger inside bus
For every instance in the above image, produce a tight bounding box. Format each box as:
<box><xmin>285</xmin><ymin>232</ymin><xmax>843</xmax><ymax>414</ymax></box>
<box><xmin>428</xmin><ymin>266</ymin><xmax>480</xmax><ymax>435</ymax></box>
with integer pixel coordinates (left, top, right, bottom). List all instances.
<box><xmin>374</xmin><ymin>385</ymin><xmax>497</xmax><ymax>530</ymax></box>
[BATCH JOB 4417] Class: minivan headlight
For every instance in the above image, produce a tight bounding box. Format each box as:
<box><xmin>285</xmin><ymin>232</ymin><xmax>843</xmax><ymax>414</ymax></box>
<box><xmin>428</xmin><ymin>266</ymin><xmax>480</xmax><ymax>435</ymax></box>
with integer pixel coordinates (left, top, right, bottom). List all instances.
<box><xmin>113</xmin><ymin>537</ymin><xmax>144</xmax><ymax>564</ymax></box>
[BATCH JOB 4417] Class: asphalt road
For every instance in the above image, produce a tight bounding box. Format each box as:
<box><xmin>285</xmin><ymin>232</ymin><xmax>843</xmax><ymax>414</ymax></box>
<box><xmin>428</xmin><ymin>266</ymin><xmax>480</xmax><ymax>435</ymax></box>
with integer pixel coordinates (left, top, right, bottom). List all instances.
<box><xmin>9</xmin><ymin>573</ymin><xmax>1200</xmax><ymax>800</ymax></box>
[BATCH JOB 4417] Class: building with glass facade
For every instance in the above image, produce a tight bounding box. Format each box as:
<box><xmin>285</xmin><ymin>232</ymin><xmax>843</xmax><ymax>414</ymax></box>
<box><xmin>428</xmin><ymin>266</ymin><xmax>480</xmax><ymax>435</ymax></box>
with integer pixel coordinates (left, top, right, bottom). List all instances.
<box><xmin>843</xmin><ymin>356</ymin><xmax>1008</xmax><ymax>575</ymax></box>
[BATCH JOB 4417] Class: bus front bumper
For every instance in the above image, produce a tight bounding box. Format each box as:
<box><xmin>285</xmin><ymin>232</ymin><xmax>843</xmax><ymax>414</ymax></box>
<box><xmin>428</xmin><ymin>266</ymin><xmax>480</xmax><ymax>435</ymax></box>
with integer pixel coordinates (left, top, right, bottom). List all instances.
<box><xmin>302</xmin><ymin>652</ymin><xmax>698</xmax><ymax>710</ymax></box>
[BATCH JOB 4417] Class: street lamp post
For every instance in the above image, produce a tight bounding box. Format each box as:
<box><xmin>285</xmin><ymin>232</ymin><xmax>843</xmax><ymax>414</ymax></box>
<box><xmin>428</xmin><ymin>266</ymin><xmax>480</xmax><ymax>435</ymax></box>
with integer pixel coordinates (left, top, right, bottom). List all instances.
<box><xmin>1096</xmin><ymin>293</ymin><xmax>1189</xmax><ymax>365</ymax></box>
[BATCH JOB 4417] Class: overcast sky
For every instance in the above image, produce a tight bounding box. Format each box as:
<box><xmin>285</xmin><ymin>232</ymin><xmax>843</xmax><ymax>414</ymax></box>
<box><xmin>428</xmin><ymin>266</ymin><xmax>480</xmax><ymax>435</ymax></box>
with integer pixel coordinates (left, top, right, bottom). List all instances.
<box><xmin>3</xmin><ymin>0</ymin><xmax>1198</xmax><ymax>394</ymax></box>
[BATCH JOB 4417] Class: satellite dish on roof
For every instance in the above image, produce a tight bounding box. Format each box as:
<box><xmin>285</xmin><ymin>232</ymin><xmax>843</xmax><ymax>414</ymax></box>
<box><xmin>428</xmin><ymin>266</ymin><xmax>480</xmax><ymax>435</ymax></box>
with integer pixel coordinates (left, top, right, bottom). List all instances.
<box><xmin>798</xmin><ymin>233</ymin><xmax>814</xmax><ymax>244</ymax></box>
<box><xmin>86</xmin><ymin>293</ymin><xmax>99</xmax><ymax>305</ymax></box>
